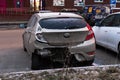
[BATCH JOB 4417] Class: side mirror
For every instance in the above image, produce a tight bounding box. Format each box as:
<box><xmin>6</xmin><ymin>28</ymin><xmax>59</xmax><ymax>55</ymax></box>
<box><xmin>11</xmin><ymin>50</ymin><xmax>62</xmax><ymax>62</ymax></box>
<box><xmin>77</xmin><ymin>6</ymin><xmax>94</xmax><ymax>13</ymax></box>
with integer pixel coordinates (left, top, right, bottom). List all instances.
<box><xmin>19</xmin><ymin>23</ymin><xmax>27</xmax><ymax>28</ymax></box>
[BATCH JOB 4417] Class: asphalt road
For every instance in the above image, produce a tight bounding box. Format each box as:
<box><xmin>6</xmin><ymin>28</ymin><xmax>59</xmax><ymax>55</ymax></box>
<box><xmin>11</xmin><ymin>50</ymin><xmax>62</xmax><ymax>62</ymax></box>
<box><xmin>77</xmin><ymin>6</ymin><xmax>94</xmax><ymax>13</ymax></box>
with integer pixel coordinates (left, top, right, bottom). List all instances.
<box><xmin>94</xmin><ymin>45</ymin><xmax>120</xmax><ymax>65</ymax></box>
<box><xmin>0</xmin><ymin>29</ymin><xmax>31</xmax><ymax>73</ymax></box>
<box><xmin>0</xmin><ymin>29</ymin><xmax>120</xmax><ymax>73</ymax></box>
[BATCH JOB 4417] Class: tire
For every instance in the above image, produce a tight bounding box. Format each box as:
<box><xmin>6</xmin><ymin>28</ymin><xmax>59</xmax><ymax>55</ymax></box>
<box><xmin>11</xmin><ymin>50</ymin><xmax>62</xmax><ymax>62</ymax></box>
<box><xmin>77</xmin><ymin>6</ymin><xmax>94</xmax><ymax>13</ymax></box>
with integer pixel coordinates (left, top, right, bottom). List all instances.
<box><xmin>70</xmin><ymin>55</ymin><xmax>94</xmax><ymax>67</ymax></box>
<box><xmin>118</xmin><ymin>44</ymin><xmax>120</xmax><ymax>56</ymax></box>
<box><xmin>31</xmin><ymin>53</ymin><xmax>40</xmax><ymax>70</ymax></box>
<box><xmin>31</xmin><ymin>51</ymin><xmax>51</xmax><ymax>70</ymax></box>
<box><xmin>69</xmin><ymin>55</ymin><xmax>82</xmax><ymax>67</ymax></box>
<box><xmin>23</xmin><ymin>38</ymin><xmax>27</xmax><ymax>52</ymax></box>
<box><xmin>85</xmin><ymin>59</ymin><xmax>94</xmax><ymax>66</ymax></box>
<box><xmin>23</xmin><ymin>45</ymin><xmax>27</xmax><ymax>52</ymax></box>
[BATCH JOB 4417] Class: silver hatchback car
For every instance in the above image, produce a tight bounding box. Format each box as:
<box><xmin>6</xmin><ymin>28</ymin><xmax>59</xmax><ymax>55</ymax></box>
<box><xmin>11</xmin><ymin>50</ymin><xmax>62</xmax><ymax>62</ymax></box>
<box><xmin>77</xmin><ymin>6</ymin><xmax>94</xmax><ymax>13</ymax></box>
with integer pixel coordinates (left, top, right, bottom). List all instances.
<box><xmin>22</xmin><ymin>12</ymin><xmax>96</xmax><ymax>70</ymax></box>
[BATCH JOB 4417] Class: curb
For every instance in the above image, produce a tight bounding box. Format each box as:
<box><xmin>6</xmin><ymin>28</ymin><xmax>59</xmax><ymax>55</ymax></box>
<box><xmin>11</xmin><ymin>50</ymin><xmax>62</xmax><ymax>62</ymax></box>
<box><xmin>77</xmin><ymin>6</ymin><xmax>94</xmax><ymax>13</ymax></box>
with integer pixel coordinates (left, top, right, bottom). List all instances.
<box><xmin>0</xmin><ymin>21</ymin><xmax>28</xmax><ymax>29</ymax></box>
<box><xmin>0</xmin><ymin>21</ymin><xmax>28</xmax><ymax>25</ymax></box>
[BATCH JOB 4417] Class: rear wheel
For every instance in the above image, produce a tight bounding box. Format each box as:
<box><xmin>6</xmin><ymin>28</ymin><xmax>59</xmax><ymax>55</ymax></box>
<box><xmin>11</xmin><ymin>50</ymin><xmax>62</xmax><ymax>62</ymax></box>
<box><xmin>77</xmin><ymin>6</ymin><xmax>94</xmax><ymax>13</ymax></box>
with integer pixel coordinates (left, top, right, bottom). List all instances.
<box><xmin>31</xmin><ymin>53</ymin><xmax>41</xmax><ymax>70</ymax></box>
<box><xmin>85</xmin><ymin>59</ymin><xmax>94</xmax><ymax>66</ymax></box>
<box><xmin>70</xmin><ymin>55</ymin><xmax>94</xmax><ymax>67</ymax></box>
<box><xmin>69</xmin><ymin>55</ymin><xmax>84</xmax><ymax>67</ymax></box>
<box><xmin>118</xmin><ymin>44</ymin><xmax>120</xmax><ymax>56</ymax></box>
<box><xmin>23</xmin><ymin>38</ymin><xmax>27</xmax><ymax>52</ymax></box>
<box><xmin>23</xmin><ymin>45</ymin><xmax>27</xmax><ymax>52</ymax></box>
<box><xmin>31</xmin><ymin>51</ymin><xmax>52</xmax><ymax>70</ymax></box>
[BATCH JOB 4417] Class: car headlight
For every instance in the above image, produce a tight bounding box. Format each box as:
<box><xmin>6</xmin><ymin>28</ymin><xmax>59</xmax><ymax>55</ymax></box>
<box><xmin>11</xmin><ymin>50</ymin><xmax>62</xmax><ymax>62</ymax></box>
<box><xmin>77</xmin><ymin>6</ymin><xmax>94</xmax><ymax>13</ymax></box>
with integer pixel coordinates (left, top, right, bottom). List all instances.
<box><xmin>36</xmin><ymin>33</ymin><xmax>47</xmax><ymax>43</ymax></box>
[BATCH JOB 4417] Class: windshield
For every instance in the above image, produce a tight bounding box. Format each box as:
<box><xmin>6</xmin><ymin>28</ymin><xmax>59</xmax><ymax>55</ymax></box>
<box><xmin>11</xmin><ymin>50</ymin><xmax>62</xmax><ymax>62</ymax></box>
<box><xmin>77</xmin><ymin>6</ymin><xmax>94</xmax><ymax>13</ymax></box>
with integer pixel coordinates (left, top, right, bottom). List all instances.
<box><xmin>39</xmin><ymin>17</ymin><xmax>87</xmax><ymax>29</ymax></box>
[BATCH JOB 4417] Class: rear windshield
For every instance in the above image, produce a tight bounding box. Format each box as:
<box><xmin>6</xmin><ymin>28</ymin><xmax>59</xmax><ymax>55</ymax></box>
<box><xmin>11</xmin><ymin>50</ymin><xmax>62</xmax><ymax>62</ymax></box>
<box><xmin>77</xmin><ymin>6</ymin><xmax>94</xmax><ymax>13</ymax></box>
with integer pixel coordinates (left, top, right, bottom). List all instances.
<box><xmin>39</xmin><ymin>17</ymin><xmax>87</xmax><ymax>29</ymax></box>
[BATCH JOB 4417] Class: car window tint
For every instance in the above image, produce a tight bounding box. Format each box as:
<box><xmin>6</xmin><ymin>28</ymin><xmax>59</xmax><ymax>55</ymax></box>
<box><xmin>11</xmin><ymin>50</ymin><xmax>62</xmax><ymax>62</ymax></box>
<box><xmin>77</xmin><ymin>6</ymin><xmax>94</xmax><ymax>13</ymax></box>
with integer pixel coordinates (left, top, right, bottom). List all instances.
<box><xmin>32</xmin><ymin>17</ymin><xmax>37</xmax><ymax>27</ymax></box>
<box><xmin>27</xmin><ymin>15</ymin><xmax>34</xmax><ymax>27</ymax></box>
<box><xmin>30</xmin><ymin>17</ymin><xmax>37</xmax><ymax>27</ymax></box>
<box><xmin>27</xmin><ymin>15</ymin><xmax>37</xmax><ymax>27</ymax></box>
<box><xmin>101</xmin><ymin>15</ymin><xmax>115</xmax><ymax>26</ymax></box>
<box><xmin>112</xmin><ymin>14</ymin><xmax>120</xmax><ymax>26</ymax></box>
<box><xmin>39</xmin><ymin>18</ymin><xmax>87</xmax><ymax>29</ymax></box>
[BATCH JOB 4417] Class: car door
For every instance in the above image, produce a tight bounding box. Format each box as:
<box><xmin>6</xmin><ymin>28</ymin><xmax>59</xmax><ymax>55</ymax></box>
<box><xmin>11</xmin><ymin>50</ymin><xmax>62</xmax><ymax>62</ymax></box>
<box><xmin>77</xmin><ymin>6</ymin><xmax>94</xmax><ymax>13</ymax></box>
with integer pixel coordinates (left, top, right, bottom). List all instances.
<box><xmin>92</xmin><ymin>24</ymin><xmax>106</xmax><ymax>46</ymax></box>
<box><xmin>105</xmin><ymin>14</ymin><xmax>120</xmax><ymax>52</ymax></box>
<box><xmin>100</xmin><ymin>14</ymin><xmax>115</xmax><ymax>48</ymax></box>
<box><xmin>24</xmin><ymin>15</ymin><xmax>37</xmax><ymax>53</ymax></box>
<box><xmin>93</xmin><ymin>14</ymin><xmax>115</xmax><ymax>47</ymax></box>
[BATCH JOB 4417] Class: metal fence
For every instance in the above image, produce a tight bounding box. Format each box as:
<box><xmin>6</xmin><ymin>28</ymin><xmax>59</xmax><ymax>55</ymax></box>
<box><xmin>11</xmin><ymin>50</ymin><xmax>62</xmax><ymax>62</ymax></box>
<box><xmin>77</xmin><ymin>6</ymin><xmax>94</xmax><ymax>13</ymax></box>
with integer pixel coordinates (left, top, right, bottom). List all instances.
<box><xmin>0</xmin><ymin>8</ymin><xmax>34</xmax><ymax>21</ymax></box>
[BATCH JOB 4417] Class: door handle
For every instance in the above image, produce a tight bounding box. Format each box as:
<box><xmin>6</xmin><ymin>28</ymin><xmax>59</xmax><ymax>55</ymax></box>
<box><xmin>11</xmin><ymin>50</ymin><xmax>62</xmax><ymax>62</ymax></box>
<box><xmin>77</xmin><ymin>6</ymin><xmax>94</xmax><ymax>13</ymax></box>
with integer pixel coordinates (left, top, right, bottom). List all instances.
<box><xmin>117</xmin><ymin>32</ymin><xmax>120</xmax><ymax>34</ymax></box>
<box><xmin>105</xmin><ymin>31</ymin><xmax>108</xmax><ymax>32</ymax></box>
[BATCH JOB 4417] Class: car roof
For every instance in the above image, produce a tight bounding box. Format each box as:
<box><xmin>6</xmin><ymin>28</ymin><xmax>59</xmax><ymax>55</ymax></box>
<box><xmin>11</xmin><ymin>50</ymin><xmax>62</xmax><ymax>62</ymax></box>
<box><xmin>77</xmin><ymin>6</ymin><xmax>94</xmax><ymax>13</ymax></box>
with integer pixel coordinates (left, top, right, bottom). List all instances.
<box><xmin>111</xmin><ymin>12</ymin><xmax>120</xmax><ymax>15</ymax></box>
<box><xmin>105</xmin><ymin>12</ymin><xmax>120</xmax><ymax>17</ymax></box>
<box><xmin>35</xmin><ymin>12</ymin><xmax>83</xmax><ymax>19</ymax></box>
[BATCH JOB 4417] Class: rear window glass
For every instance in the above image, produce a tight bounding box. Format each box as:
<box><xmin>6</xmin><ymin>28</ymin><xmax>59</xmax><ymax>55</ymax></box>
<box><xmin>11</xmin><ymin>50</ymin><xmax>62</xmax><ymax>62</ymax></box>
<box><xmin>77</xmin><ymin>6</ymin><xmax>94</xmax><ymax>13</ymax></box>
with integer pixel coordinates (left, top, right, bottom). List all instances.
<box><xmin>39</xmin><ymin>17</ymin><xmax>87</xmax><ymax>29</ymax></box>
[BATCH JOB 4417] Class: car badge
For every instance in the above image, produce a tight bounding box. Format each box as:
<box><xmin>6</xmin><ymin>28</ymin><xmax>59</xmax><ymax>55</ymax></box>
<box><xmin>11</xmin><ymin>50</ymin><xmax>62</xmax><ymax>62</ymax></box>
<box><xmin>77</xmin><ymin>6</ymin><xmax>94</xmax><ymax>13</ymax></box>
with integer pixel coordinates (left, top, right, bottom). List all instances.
<box><xmin>64</xmin><ymin>33</ymin><xmax>70</xmax><ymax>38</ymax></box>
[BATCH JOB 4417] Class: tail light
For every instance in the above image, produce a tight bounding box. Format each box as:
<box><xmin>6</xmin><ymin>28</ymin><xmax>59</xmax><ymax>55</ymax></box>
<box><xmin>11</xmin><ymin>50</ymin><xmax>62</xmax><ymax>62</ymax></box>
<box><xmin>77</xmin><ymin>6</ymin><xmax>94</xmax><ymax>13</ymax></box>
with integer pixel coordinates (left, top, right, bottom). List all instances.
<box><xmin>36</xmin><ymin>33</ymin><xmax>47</xmax><ymax>43</ymax></box>
<box><xmin>85</xmin><ymin>24</ymin><xmax>94</xmax><ymax>40</ymax></box>
<box><xmin>87</xmin><ymin>51</ymin><xmax>95</xmax><ymax>55</ymax></box>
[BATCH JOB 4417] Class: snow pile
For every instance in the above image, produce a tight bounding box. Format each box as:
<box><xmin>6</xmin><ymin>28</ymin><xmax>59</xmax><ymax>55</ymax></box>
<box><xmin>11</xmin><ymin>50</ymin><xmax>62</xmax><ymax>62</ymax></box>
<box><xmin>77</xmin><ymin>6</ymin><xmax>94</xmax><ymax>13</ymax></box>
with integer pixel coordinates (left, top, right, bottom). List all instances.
<box><xmin>0</xmin><ymin>65</ymin><xmax>120</xmax><ymax>80</ymax></box>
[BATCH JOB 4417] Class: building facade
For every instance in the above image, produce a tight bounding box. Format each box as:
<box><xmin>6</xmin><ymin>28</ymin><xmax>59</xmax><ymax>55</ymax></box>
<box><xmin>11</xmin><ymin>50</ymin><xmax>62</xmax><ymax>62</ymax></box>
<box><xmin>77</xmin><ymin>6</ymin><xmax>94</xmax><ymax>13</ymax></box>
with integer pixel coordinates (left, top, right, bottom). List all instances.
<box><xmin>85</xmin><ymin>0</ymin><xmax>120</xmax><ymax>7</ymax></box>
<box><xmin>0</xmin><ymin>0</ymin><xmax>120</xmax><ymax>12</ymax></box>
<box><xmin>0</xmin><ymin>0</ymin><xmax>120</xmax><ymax>21</ymax></box>
<box><xmin>44</xmin><ymin>0</ymin><xmax>85</xmax><ymax>11</ymax></box>
<box><xmin>44</xmin><ymin>0</ymin><xmax>120</xmax><ymax>11</ymax></box>
<box><xmin>0</xmin><ymin>0</ymin><xmax>31</xmax><ymax>21</ymax></box>
<box><xmin>0</xmin><ymin>0</ymin><xmax>30</xmax><ymax>8</ymax></box>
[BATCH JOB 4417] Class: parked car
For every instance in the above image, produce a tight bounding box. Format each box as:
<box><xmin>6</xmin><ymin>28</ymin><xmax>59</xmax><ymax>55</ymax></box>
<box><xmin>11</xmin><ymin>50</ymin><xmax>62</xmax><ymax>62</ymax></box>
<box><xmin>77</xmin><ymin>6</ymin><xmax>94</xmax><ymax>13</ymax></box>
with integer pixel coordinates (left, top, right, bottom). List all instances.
<box><xmin>22</xmin><ymin>12</ymin><xmax>96</xmax><ymax>70</ymax></box>
<box><xmin>92</xmin><ymin>12</ymin><xmax>120</xmax><ymax>54</ymax></box>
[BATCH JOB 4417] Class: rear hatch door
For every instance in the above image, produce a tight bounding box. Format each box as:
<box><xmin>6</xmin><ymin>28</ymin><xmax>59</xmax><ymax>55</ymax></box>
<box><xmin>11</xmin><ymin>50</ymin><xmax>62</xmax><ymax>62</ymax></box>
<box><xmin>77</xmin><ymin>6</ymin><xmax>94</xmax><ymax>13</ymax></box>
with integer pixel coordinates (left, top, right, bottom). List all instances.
<box><xmin>39</xmin><ymin>17</ymin><xmax>88</xmax><ymax>46</ymax></box>
<box><xmin>42</xmin><ymin>28</ymin><xmax>88</xmax><ymax>46</ymax></box>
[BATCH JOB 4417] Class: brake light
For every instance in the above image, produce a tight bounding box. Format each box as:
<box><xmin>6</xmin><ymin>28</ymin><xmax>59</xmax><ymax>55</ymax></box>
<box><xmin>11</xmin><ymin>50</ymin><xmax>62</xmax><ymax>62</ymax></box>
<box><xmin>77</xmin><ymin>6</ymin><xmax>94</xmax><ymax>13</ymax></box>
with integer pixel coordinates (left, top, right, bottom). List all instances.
<box><xmin>36</xmin><ymin>33</ymin><xmax>47</xmax><ymax>43</ymax></box>
<box><xmin>85</xmin><ymin>24</ymin><xmax>94</xmax><ymax>40</ymax></box>
<box><xmin>87</xmin><ymin>51</ymin><xmax>95</xmax><ymax>55</ymax></box>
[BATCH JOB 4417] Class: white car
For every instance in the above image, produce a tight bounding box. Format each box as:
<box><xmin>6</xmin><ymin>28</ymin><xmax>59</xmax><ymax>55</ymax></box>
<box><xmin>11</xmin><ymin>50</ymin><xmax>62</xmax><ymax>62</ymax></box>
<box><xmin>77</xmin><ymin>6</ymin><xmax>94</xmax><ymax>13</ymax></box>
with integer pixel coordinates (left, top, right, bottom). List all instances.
<box><xmin>93</xmin><ymin>12</ymin><xmax>120</xmax><ymax>54</ymax></box>
<box><xmin>23</xmin><ymin>12</ymin><xmax>96</xmax><ymax>70</ymax></box>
